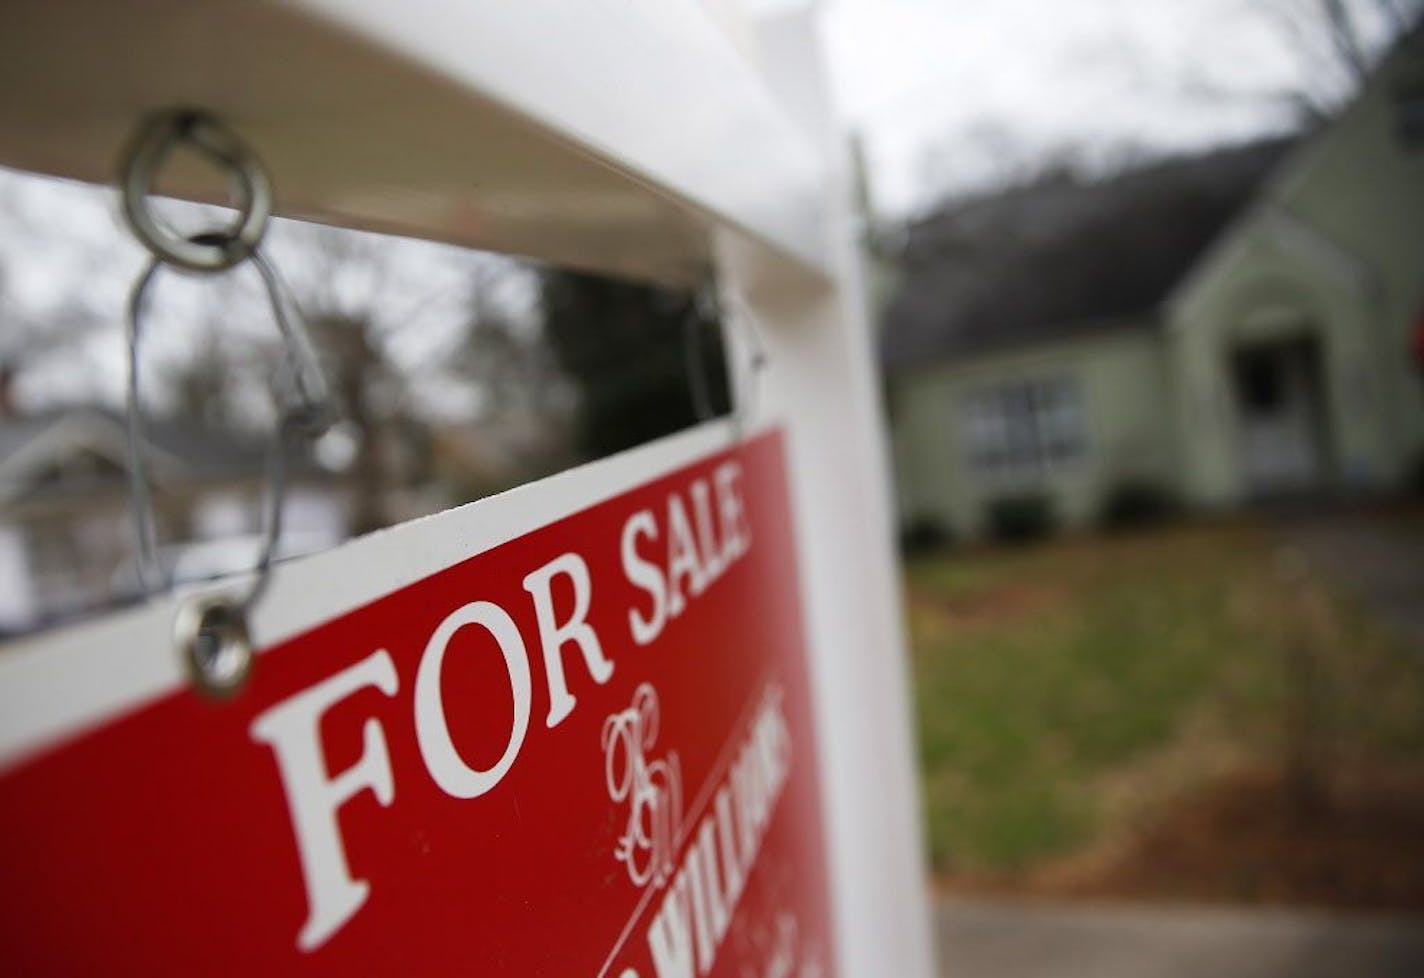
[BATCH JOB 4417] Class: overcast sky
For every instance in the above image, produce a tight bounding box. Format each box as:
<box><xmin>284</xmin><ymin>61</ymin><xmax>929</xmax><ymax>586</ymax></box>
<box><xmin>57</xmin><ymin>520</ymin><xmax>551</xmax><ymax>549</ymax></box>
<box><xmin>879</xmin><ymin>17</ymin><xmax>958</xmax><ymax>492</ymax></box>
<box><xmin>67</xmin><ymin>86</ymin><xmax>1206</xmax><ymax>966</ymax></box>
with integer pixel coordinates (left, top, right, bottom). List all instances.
<box><xmin>795</xmin><ymin>0</ymin><xmax>1411</xmax><ymax>216</ymax></box>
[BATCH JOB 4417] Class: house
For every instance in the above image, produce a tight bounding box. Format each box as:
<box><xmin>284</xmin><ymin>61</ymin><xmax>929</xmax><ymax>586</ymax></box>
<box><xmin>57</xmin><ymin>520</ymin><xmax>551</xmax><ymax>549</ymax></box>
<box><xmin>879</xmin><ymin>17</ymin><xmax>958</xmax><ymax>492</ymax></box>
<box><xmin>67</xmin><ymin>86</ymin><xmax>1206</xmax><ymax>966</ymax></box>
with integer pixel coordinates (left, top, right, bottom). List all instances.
<box><xmin>0</xmin><ymin>400</ymin><xmax>571</xmax><ymax>635</ymax></box>
<box><xmin>883</xmin><ymin>34</ymin><xmax>1424</xmax><ymax>540</ymax></box>
<box><xmin>0</xmin><ymin>408</ymin><xmax>350</xmax><ymax>634</ymax></box>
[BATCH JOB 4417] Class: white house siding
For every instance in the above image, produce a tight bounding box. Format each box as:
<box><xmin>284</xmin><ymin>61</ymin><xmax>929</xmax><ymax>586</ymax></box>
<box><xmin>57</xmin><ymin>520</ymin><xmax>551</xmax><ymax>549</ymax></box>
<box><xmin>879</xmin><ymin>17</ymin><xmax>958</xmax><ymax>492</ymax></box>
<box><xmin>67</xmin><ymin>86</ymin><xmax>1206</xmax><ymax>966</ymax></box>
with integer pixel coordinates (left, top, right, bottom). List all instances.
<box><xmin>892</xmin><ymin>327</ymin><xmax>1175</xmax><ymax>539</ymax></box>
<box><xmin>1166</xmin><ymin>39</ymin><xmax>1424</xmax><ymax>506</ymax></box>
<box><xmin>1165</xmin><ymin>240</ymin><xmax>1384</xmax><ymax>506</ymax></box>
<box><xmin>193</xmin><ymin>490</ymin><xmax>258</xmax><ymax>541</ymax></box>
<box><xmin>281</xmin><ymin>487</ymin><xmax>348</xmax><ymax>549</ymax></box>
<box><xmin>0</xmin><ymin>522</ymin><xmax>35</xmax><ymax>631</ymax></box>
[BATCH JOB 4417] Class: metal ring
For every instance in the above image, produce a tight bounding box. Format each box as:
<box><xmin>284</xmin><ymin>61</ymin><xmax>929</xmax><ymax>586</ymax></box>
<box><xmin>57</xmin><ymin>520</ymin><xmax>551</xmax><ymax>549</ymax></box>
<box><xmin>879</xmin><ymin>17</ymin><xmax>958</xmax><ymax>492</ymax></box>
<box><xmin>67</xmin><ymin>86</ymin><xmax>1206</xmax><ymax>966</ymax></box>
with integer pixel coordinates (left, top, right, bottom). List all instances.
<box><xmin>176</xmin><ymin>594</ymin><xmax>254</xmax><ymax>698</ymax></box>
<box><xmin>119</xmin><ymin>108</ymin><xmax>272</xmax><ymax>272</ymax></box>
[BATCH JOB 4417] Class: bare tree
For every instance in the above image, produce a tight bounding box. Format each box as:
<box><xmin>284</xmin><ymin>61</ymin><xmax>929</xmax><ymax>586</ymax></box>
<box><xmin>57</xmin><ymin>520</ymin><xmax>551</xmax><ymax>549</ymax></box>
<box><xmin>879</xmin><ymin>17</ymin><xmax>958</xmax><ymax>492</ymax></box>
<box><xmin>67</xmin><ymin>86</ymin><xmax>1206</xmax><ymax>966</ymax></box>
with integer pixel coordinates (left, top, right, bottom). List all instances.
<box><xmin>158</xmin><ymin>218</ymin><xmax>566</xmax><ymax>532</ymax></box>
<box><xmin>0</xmin><ymin>172</ymin><xmax>131</xmax><ymax>411</ymax></box>
<box><xmin>1230</xmin><ymin>0</ymin><xmax>1421</xmax><ymax>123</ymax></box>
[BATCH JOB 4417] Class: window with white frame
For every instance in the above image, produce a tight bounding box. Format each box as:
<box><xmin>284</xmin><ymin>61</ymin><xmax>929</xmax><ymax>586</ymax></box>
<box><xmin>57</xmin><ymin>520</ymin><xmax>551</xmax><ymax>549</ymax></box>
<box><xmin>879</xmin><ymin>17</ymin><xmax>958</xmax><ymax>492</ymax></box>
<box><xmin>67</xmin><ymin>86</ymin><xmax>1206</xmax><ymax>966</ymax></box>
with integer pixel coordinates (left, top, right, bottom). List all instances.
<box><xmin>960</xmin><ymin>375</ymin><xmax>1087</xmax><ymax>482</ymax></box>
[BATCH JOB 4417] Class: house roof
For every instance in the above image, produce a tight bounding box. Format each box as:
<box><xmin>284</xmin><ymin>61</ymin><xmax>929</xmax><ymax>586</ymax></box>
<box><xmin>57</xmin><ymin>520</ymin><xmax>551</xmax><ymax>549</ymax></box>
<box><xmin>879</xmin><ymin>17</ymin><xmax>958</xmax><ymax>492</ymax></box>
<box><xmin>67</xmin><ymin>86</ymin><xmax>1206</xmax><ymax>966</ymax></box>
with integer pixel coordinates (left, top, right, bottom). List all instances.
<box><xmin>0</xmin><ymin>407</ymin><xmax>324</xmax><ymax>505</ymax></box>
<box><xmin>880</xmin><ymin>137</ymin><xmax>1298</xmax><ymax>369</ymax></box>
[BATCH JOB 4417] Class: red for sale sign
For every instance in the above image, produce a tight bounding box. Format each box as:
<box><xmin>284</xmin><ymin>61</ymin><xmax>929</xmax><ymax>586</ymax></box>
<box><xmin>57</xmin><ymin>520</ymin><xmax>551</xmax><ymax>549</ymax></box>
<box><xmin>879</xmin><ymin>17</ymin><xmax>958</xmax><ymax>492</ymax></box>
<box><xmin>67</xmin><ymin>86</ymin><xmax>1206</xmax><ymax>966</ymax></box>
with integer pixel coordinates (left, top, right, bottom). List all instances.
<box><xmin>0</xmin><ymin>429</ymin><xmax>836</xmax><ymax>977</ymax></box>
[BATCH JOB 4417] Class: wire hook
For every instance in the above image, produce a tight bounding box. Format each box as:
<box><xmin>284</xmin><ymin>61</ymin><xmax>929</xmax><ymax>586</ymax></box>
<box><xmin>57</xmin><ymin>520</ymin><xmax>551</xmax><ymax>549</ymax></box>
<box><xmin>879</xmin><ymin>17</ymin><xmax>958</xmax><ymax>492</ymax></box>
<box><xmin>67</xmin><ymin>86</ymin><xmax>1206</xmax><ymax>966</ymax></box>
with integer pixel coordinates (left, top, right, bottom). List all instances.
<box><xmin>119</xmin><ymin>108</ymin><xmax>335</xmax><ymax>698</ymax></box>
<box><xmin>682</xmin><ymin>278</ymin><xmax>767</xmax><ymax>438</ymax></box>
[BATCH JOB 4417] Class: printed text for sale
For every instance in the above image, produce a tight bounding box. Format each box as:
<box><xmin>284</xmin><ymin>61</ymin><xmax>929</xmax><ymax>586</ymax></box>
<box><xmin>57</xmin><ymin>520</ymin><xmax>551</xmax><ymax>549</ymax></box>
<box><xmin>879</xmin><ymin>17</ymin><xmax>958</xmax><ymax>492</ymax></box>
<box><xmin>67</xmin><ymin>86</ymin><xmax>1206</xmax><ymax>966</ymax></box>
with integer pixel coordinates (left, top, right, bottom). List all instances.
<box><xmin>252</xmin><ymin>459</ymin><xmax>753</xmax><ymax>953</ymax></box>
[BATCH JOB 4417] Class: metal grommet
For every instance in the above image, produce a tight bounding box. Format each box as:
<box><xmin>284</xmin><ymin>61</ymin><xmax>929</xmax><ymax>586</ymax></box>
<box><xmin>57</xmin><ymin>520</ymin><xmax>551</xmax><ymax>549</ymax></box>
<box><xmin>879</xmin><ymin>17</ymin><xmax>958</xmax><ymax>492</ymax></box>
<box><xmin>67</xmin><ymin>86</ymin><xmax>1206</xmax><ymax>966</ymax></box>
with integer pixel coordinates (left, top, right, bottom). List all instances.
<box><xmin>119</xmin><ymin>107</ymin><xmax>272</xmax><ymax>272</ymax></box>
<box><xmin>176</xmin><ymin>595</ymin><xmax>255</xmax><ymax>699</ymax></box>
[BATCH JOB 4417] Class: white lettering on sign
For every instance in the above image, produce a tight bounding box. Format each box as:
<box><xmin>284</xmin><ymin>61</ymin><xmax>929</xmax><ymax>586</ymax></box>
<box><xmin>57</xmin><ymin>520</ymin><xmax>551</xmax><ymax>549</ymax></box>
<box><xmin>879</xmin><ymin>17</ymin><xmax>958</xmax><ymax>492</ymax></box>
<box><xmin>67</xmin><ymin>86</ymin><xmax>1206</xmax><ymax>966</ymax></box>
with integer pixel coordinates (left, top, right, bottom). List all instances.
<box><xmin>523</xmin><ymin>552</ymin><xmax>613</xmax><ymax>728</ymax></box>
<box><xmin>622</xmin><ymin>461</ymin><xmax>751</xmax><ymax>646</ymax></box>
<box><xmin>250</xmin><ymin>462</ymin><xmax>753</xmax><ymax>952</ymax></box>
<box><xmin>646</xmin><ymin>687</ymin><xmax>791</xmax><ymax>978</ymax></box>
<box><xmin>248</xmin><ymin>650</ymin><xmax>400</xmax><ymax>952</ymax></box>
<box><xmin>603</xmin><ymin>683</ymin><xmax>682</xmax><ymax>888</ymax></box>
<box><xmin>414</xmin><ymin>600</ymin><xmax>532</xmax><ymax>799</ymax></box>
<box><xmin>622</xmin><ymin>510</ymin><xmax>666</xmax><ymax>646</ymax></box>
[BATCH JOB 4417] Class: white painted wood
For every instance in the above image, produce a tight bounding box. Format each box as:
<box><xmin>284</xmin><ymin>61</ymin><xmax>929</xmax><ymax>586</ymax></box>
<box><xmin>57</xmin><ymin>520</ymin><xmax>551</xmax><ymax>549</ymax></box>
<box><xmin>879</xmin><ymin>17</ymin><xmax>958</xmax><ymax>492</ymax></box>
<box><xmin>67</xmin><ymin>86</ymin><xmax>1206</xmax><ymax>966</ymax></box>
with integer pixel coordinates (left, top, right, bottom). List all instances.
<box><xmin>715</xmin><ymin>9</ymin><xmax>937</xmax><ymax>978</ymax></box>
<box><xmin>0</xmin><ymin>0</ymin><xmax>825</xmax><ymax>284</ymax></box>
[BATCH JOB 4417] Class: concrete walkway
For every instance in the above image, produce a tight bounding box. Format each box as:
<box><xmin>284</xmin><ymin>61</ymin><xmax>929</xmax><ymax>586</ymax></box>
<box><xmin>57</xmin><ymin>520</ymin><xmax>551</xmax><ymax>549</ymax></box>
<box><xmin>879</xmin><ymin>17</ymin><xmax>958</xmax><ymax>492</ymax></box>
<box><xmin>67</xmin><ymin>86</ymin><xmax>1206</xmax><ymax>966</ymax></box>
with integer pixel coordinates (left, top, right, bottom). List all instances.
<box><xmin>935</xmin><ymin>899</ymin><xmax>1424</xmax><ymax>978</ymax></box>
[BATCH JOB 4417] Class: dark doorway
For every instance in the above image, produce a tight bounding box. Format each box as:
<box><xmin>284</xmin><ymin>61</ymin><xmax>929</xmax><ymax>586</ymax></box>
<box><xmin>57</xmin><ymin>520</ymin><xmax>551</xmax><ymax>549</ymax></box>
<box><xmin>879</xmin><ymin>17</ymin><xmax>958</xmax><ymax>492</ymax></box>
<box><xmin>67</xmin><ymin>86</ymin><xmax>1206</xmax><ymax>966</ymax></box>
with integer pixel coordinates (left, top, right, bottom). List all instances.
<box><xmin>1230</xmin><ymin>336</ymin><xmax>1330</xmax><ymax>497</ymax></box>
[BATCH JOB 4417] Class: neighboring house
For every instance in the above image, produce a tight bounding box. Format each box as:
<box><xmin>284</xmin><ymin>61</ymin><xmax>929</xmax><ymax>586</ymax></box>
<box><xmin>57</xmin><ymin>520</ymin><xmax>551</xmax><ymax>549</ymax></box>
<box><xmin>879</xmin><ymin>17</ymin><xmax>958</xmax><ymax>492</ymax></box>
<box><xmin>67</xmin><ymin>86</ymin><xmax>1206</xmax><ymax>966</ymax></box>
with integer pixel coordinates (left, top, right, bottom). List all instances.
<box><xmin>0</xmin><ymin>403</ymin><xmax>567</xmax><ymax>635</ymax></box>
<box><xmin>883</xmin><ymin>34</ymin><xmax>1424</xmax><ymax>540</ymax></box>
<box><xmin>0</xmin><ymin>408</ymin><xmax>349</xmax><ymax>634</ymax></box>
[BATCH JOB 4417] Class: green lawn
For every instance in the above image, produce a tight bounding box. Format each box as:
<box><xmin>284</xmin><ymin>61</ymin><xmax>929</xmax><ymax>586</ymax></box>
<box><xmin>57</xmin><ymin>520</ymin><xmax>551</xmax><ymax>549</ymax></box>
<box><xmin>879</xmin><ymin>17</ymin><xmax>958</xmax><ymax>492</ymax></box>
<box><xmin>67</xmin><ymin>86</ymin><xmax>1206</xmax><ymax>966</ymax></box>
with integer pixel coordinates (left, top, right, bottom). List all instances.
<box><xmin>905</xmin><ymin>519</ymin><xmax>1424</xmax><ymax>882</ymax></box>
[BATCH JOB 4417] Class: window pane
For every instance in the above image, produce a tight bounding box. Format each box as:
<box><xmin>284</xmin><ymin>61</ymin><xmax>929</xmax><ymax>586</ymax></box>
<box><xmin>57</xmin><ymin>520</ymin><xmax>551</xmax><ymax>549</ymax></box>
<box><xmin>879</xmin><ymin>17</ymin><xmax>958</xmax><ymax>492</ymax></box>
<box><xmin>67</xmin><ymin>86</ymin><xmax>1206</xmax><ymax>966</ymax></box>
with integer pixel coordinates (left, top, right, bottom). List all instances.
<box><xmin>960</xmin><ymin>374</ymin><xmax>1086</xmax><ymax>481</ymax></box>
